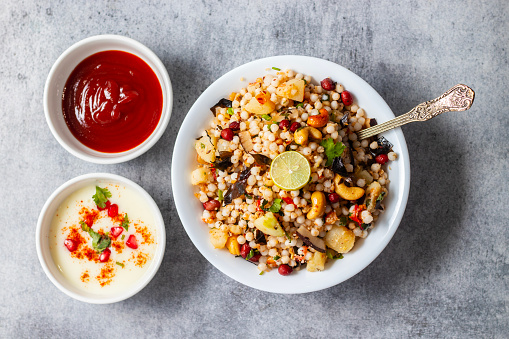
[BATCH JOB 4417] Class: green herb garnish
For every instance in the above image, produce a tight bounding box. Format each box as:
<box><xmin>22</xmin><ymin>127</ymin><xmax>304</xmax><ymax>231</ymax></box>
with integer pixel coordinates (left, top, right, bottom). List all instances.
<box><xmin>227</xmin><ymin>107</ymin><xmax>234</xmax><ymax>115</ymax></box>
<box><xmin>92</xmin><ymin>186</ymin><xmax>112</xmax><ymax>209</ymax></box>
<box><xmin>272</xmin><ymin>67</ymin><xmax>281</xmax><ymax>71</ymax></box>
<box><xmin>320</xmin><ymin>138</ymin><xmax>346</xmax><ymax>166</ymax></box>
<box><xmin>365</xmin><ymin>199</ymin><xmax>371</xmax><ymax>207</ymax></box>
<box><xmin>261</xmin><ymin>114</ymin><xmax>271</xmax><ymax>121</ymax></box>
<box><xmin>245</xmin><ymin>249</ymin><xmax>255</xmax><ymax>261</ymax></box>
<box><xmin>200</xmin><ymin>143</ymin><xmax>205</xmax><ymax>149</ymax></box>
<box><xmin>284</xmin><ymin>229</ymin><xmax>292</xmax><ymax>240</ymax></box>
<box><xmin>273</xmin><ymin>255</ymin><xmax>281</xmax><ymax>260</ymax></box>
<box><xmin>116</xmin><ymin>262</ymin><xmax>124</xmax><ymax>268</ymax></box>
<box><xmin>295</xmin><ymin>102</ymin><xmax>304</xmax><ymax>108</ymax></box>
<box><xmin>326</xmin><ymin>249</ymin><xmax>344</xmax><ymax>260</ymax></box>
<box><xmin>259</xmin><ymin>271</ymin><xmax>265</xmax><ymax>275</ymax></box>
<box><xmin>80</xmin><ymin>220</ymin><xmax>110</xmax><ymax>253</ymax></box>
<box><xmin>120</xmin><ymin>214</ymin><xmax>130</xmax><ymax>231</ymax></box>
<box><xmin>268</xmin><ymin>198</ymin><xmax>282</xmax><ymax>213</ymax></box>
<box><xmin>217</xmin><ymin>189</ymin><xmax>224</xmax><ymax>202</ymax></box>
<box><xmin>338</xmin><ymin>216</ymin><xmax>348</xmax><ymax>225</ymax></box>
<box><xmin>121</xmin><ymin>234</ymin><xmax>125</xmax><ymax>240</ymax></box>
<box><xmin>376</xmin><ymin>192</ymin><xmax>386</xmax><ymax>202</ymax></box>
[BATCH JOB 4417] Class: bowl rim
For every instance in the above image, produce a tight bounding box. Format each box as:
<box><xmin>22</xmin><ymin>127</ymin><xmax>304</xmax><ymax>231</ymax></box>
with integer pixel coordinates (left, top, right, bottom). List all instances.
<box><xmin>36</xmin><ymin>172</ymin><xmax>166</xmax><ymax>304</ymax></box>
<box><xmin>43</xmin><ymin>34</ymin><xmax>173</xmax><ymax>164</ymax></box>
<box><xmin>171</xmin><ymin>55</ymin><xmax>410</xmax><ymax>293</ymax></box>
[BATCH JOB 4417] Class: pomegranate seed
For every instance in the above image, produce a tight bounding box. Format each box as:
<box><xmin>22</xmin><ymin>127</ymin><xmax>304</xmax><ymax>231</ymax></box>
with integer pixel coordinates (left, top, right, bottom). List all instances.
<box><xmin>320</xmin><ymin>78</ymin><xmax>335</xmax><ymax>91</ymax></box>
<box><xmin>341</xmin><ymin>90</ymin><xmax>353</xmax><ymax>106</ymax></box>
<box><xmin>249</xmin><ymin>253</ymin><xmax>261</xmax><ymax>263</ymax></box>
<box><xmin>240</xmin><ymin>244</ymin><xmax>251</xmax><ymax>259</ymax></box>
<box><xmin>289</xmin><ymin>122</ymin><xmax>301</xmax><ymax>133</ymax></box>
<box><xmin>108</xmin><ymin>204</ymin><xmax>119</xmax><ymax>218</ymax></box>
<box><xmin>126</xmin><ymin>234</ymin><xmax>138</xmax><ymax>249</ymax></box>
<box><xmin>203</xmin><ymin>199</ymin><xmax>221</xmax><ymax>211</ymax></box>
<box><xmin>99</xmin><ymin>248</ymin><xmax>111</xmax><ymax>262</ymax></box>
<box><xmin>278</xmin><ymin>264</ymin><xmax>293</xmax><ymax>276</ymax></box>
<box><xmin>97</xmin><ymin>200</ymin><xmax>111</xmax><ymax>211</ymax></box>
<box><xmin>279</xmin><ymin>119</ymin><xmax>290</xmax><ymax>130</ymax></box>
<box><xmin>110</xmin><ymin>226</ymin><xmax>124</xmax><ymax>239</ymax></box>
<box><xmin>64</xmin><ymin>239</ymin><xmax>78</xmax><ymax>252</ymax></box>
<box><xmin>328</xmin><ymin>193</ymin><xmax>340</xmax><ymax>204</ymax></box>
<box><xmin>221</xmin><ymin>128</ymin><xmax>234</xmax><ymax>141</ymax></box>
<box><xmin>375</xmin><ymin>154</ymin><xmax>389</xmax><ymax>165</ymax></box>
<box><xmin>229</xmin><ymin>121</ymin><xmax>240</xmax><ymax>131</ymax></box>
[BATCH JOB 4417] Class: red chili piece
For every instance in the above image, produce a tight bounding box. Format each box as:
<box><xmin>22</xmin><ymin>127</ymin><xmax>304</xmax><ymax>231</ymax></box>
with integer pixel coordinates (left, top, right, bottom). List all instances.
<box><xmin>375</xmin><ymin>154</ymin><xmax>389</xmax><ymax>165</ymax></box>
<box><xmin>278</xmin><ymin>264</ymin><xmax>293</xmax><ymax>276</ymax></box>
<box><xmin>221</xmin><ymin>128</ymin><xmax>234</xmax><ymax>141</ymax></box>
<box><xmin>328</xmin><ymin>193</ymin><xmax>340</xmax><ymax>204</ymax></box>
<box><xmin>126</xmin><ymin>234</ymin><xmax>138</xmax><ymax>249</ymax></box>
<box><xmin>282</xmin><ymin>197</ymin><xmax>296</xmax><ymax>206</ymax></box>
<box><xmin>110</xmin><ymin>226</ymin><xmax>124</xmax><ymax>239</ymax></box>
<box><xmin>64</xmin><ymin>239</ymin><xmax>78</xmax><ymax>252</ymax></box>
<box><xmin>341</xmin><ymin>90</ymin><xmax>353</xmax><ymax>106</ymax></box>
<box><xmin>108</xmin><ymin>204</ymin><xmax>119</xmax><ymax>218</ymax></box>
<box><xmin>320</xmin><ymin>78</ymin><xmax>335</xmax><ymax>91</ymax></box>
<box><xmin>99</xmin><ymin>248</ymin><xmax>111</xmax><ymax>262</ymax></box>
<box><xmin>289</xmin><ymin>122</ymin><xmax>301</xmax><ymax>133</ymax></box>
<box><xmin>203</xmin><ymin>199</ymin><xmax>221</xmax><ymax>211</ymax></box>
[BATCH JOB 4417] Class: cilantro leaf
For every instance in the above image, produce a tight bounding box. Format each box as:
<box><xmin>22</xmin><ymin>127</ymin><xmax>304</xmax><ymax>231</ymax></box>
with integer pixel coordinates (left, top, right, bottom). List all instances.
<box><xmin>95</xmin><ymin>235</ymin><xmax>111</xmax><ymax>252</ymax></box>
<box><xmin>116</xmin><ymin>261</ymin><xmax>124</xmax><ymax>268</ymax></box>
<box><xmin>268</xmin><ymin>199</ymin><xmax>282</xmax><ymax>213</ymax></box>
<box><xmin>326</xmin><ymin>249</ymin><xmax>344</xmax><ymax>260</ymax></box>
<box><xmin>217</xmin><ymin>189</ymin><xmax>224</xmax><ymax>202</ymax></box>
<box><xmin>273</xmin><ymin>255</ymin><xmax>281</xmax><ymax>260</ymax></box>
<box><xmin>245</xmin><ymin>249</ymin><xmax>255</xmax><ymax>261</ymax></box>
<box><xmin>320</xmin><ymin>138</ymin><xmax>346</xmax><ymax>166</ymax></box>
<box><xmin>295</xmin><ymin>102</ymin><xmax>304</xmax><ymax>108</ymax></box>
<box><xmin>92</xmin><ymin>186</ymin><xmax>111</xmax><ymax>209</ymax></box>
<box><xmin>272</xmin><ymin>67</ymin><xmax>281</xmax><ymax>71</ymax></box>
<box><xmin>261</xmin><ymin>114</ymin><xmax>271</xmax><ymax>121</ymax></box>
<box><xmin>120</xmin><ymin>214</ymin><xmax>129</xmax><ymax>231</ymax></box>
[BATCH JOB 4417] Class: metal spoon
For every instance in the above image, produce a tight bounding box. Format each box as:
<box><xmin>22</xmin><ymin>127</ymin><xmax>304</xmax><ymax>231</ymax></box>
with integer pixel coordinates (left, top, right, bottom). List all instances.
<box><xmin>357</xmin><ymin>84</ymin><xmax>475</xmax><ymax>140</ymax></box>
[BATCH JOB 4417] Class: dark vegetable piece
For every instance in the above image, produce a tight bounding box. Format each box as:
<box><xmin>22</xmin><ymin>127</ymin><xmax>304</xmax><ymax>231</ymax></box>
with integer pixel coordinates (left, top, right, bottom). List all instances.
<box><xmin>254</xmin><ymin>229</ymin><xmax>267</xmax><ymax>244</ymax></box>
<box><xmin>296</xmin><ymin>226</ymin><xmax>326</xmax><ymax>253</ymax></box>
<box><xmin>223</xmin><ymin>167</ymin><xmax>251</xmax><ymax>205</ymax></box>
<box><xmin>213</xmin><ymin>151</ymin><xmax>233</xmax><ymax>171</ymax></box>
<box><xmin>251</xmin><ymin>153</ymin><xmax>272</xmax><ymax>166</ymax></box>
<box><xmin>239</xmin><ymin>166</ymin><xmax>252</xmax><ymax>180</ymax></box>
<box><xmin>330</xmin><ymin>156</ymin><xmax>348</xmax><ymax>177</ymax></box>
<box><xmin>209</xmin><ymin>98</ymin><xmax>233</xmax><ymax>116</ymax></box>
<box><xmin>369</xmin><ymin>118</ymin><xmax>378</xmax><ymax>127</ymax></box>
<box><xmin>369</xmin><ymin>136</ymin><xmax>393</xmax><ymax>156</ymax></box>
<box><xmin>339</xmin><ymin>112</ymin><xmax>349</xmax><ymax>128</ymax></box>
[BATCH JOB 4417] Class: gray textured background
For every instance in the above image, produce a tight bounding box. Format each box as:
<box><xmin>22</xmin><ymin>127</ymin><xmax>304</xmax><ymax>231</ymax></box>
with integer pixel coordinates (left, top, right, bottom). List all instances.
<box><xmin>0</xmin><ymin>0</ymin><xmax>507</xmax><ymax>338</ymax></box>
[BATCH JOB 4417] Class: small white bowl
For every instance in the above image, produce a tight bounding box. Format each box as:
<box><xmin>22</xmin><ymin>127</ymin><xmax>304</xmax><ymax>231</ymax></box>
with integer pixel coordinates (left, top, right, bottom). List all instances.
<box><xmin>36</xmin><ymin>173</ymin><xmax>166</xmax><ymax>304</ymax></box>
<box><xmin>43</xmin><ymin>35</ymin><xmax>173</xmax><ymax>164</ymax></box>
<box><xmin>172</xmin><ymin>55</ymin><xmax>410</xmax><ymax>293</ymax></box>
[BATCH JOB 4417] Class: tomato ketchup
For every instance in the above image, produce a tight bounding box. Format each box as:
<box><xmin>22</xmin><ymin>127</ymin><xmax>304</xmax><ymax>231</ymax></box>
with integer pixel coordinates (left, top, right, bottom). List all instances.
<box><xmin>62</xmin><ymin>51</ymin><xmax>163</xmax><ymax>153</ymax></box>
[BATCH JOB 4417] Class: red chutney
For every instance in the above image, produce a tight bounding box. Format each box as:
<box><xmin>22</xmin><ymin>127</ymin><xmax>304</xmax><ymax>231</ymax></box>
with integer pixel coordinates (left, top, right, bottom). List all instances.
<box><xmin>62</xmin><ymin>51</ymin><xmax>163</xmax><ymax>153</ymax></box>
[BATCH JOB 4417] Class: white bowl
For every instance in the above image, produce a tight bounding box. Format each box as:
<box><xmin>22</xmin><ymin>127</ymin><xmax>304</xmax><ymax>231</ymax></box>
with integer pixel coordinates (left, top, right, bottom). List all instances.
<box><xmin>36</xmin><ymin>173</ymin><xmax>166</xmax><ymax>303</ymax></box>
<box><xmin>172</xmin><ymin>56</ymin><xmax>410</xmax><ymax>293</ymax></box>
<box><xmin>43</xmin><ymin>35</ymin><xmax>173</xmax><ymax>164</ymax></box>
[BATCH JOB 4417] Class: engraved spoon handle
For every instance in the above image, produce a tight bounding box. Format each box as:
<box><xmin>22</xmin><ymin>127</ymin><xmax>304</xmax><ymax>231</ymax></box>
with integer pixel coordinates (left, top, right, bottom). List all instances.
<box><xmin>357</xmin><ymin>84</ymin><xmax>475</xmax><ymax>140</ymax></box>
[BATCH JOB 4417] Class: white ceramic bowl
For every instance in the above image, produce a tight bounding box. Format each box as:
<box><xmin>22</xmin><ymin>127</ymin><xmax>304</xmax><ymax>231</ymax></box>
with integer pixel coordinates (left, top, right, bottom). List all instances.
<box><xmin>36</xmin><ymin>173</ymin><xmax>166</xmax><ymax>303</ymax></box>
<box><xmin>44</xmin><ymin>35</ymin><xmax>173</xmax><ymax>164</ymax></box>
<box><xmin>172</xmin><ymin>55</ymin><xmax>410</xmax><ymax>293</ymax></box>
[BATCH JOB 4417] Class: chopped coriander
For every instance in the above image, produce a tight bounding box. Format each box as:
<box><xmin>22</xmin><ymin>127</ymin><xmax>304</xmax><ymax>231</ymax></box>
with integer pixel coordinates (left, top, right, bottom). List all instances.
<box><xmin>217</xmin><ymin>189</ymin><xmax>224</xmax><ymax>202</ymax></box>
<box><xmin>303</xmin><ymin>79</ymin><xmax>308</xmax><ymax>84</ymax></box>
<box><xmin>121</xmin><ymin>234</ymin><xmax>125</xmax><ymax>240</ymax></box>
<box><xmin>261</xmin><ymin>114</ymin><xmax>271</xmax><ymax>121</ymax></box>
<box><xmin>320</xmin><ymin>138</ymin><xmax>346</xmax><ymax>166</ymax></box>
<box><xmin>80</xmin><ymin>221</ymin><xmax>90</xmax><ymax>232</ymax></box>
<box><xmin>326</xmin><ymin>249</ymin><xmax>344</xmax><ymax>260</ymax></box>
<box><xmin>272</xmin><ymin>67</ymin><xmax>281</xmax><ymax>71</ymax></box>
<box><xmin>360</xmin><ymin>223</ymin><xmax>370</xmax><ymax>231</ymax></box>
<box><xmin>365</xmin><ymin>199</ymin><xmax>371</xmax><ymax>207</ymax></box>
<box><xmin>259</xmin><ymin>271</ymin><xmax>265</xmax><ymax>275</ymax></box>
<box><xmin>116</xmin><ymin>262</ymin><xmax>124</xmax><ymax>268</ymax></box>
<box><xmin>227</xmin><ymin>107</ymin><xmax>234</xmax><ymax>115</ymax></box>
<box><xmin>92</xmin><ymin>186</ymin><xmax>112</xmax><ymax>209</ymax></box>
<box><xmin>245</xmin><ymin>249</ymin><xmax>255</xmax><ymax>261</ymax></box>
<box><xmin>120</xmin><ymin>214</ymin><xmax>130</xmax><ymax>231</ymax></box>
<box><xmin>296</xmin><ymin>126</ymin><xmax>305</xmax><ymax>132</ymax></box>
<box><xmin>273</xmin><ymin>255</ymin><xmax>281</xmax><ymax>260</ymax></box>
<box><xmin>295</xmin><ymin>102</ymin><xmax>304</xmax><ymax>108</ymax></box>
<box><xmin>200</xmin><ymin>143</ymin><xmax>205</xmax><ymax>149</ymax></box>
<box><xmin>284</xmin><ymin>229</ymin><xmax>292</xmax><ymax>240</ymax></box>
<box><xmin>80</xmin><ymin>221</ymin><xmax>110</xmax><ymax>253</ymax></box>
<box><xmin>268</xmin><ymin>199</ymin><xmax>282</xmax><ymax>213</ymax></box>
<box><xmin>245</xmin><ymin>194</ymin><xmax>253</xmax><ymax>200</ymax></box>
<box><xmin>376</xmin><ymin>192</ymin><xmax>386</xmax><ymax>202</ymax></box>
<box><xmin>338</xmin><ymin>216</ymin><xmax>348</xmax><ymax>225</ymax></box>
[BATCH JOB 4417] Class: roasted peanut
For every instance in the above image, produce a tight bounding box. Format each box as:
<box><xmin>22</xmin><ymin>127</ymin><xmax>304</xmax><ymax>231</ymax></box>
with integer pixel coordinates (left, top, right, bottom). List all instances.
<box><xmin>334</xmin><ymin>174</ymin><xmax>365</xmax><ymax>201</ymax></box>
<box><xmin>294</xmin><ymin>126</ymin><xmax>322</xmax><ymax>145</ymax></box>
<box><xmin>307</xmin><ymin>191</ymin><xmax>326</xmax><ymax>219</ymax></box>
<box><xmin>306</xmin><ymin>108</ymin><xmax>329</xmax><ymax>128</ymax></box>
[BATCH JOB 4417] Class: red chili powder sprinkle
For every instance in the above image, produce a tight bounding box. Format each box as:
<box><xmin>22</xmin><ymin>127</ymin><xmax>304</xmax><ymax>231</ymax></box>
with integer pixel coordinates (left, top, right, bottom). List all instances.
<box><xmin>81</xmin><ymin>271</ymin><xmax>90</xmax><ymax>283</ymax></box>
<box><xmin>97</xmin><ymin>263</ymin><xmax>115</xmax><ymax>287</ymax></box>
<box><xmin>134</xmin><ymin>224</ymin><xmax>154</xmax><ymax>245</ymax></box>
<box><xmin>111</xmin><ymin>240</ymin><xmax>124</xmax><ymax>254</ymax></box>
<box><xmin>134</xmin><ymin>252</ymin><xmax>149</xmax><ymax>268</ymax></box>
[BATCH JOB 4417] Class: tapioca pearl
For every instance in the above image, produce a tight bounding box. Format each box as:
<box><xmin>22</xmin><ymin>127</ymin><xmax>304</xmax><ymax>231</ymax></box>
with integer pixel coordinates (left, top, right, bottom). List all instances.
<box><xmin>350</xmin><ymin>104</ymin><xmax>359</xmax><ymax>113</ymax></box>
<box><xmin>388</xmin><ymin>152</ymin><xmax>398</xmax><ymax>161</ymax></box>
<box><xmin>309</xmin><ymin>142</ymin><xmax>318</xmax><ymax>151</ymax></box>
<box><xmin>356</xmin><ymin>108</ymin><xmax>365</xmax><ymax>117</ymax></box>
<box><xmin>352</xmin><ymin>141</ymin><xmax>361</xmax><ymax>148</ymax></box>
<box><xmin>348</xmin><ymin>133</ymin><xmax>357</xmax><ymax>141</ymax></box>
<box><xmin>310</xmin><ymin>93</ymin><xmax>319</xmax><ymax>102</ymax></box>
<box><xmin>371</xmin><ymin>163</ymin><xmax>381</xmax><ymax>172</ymax></box>
<box><xmin>302</xmin><ymin>147</ymin><xmax>312</xmax><ymax>156</ymax></box>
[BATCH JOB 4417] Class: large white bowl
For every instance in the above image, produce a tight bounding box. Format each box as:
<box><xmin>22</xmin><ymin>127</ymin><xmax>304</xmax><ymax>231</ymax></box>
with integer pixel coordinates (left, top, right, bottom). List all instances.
<box><xmin>44</xmin><ymin>35</ymin><xmax>173</xmax><ymax>164</ymax></box>
<box><xmin>172</xmin><ymin>55</ymin><xmax>410</xmax><ymax>293</ymax></box>
<box><xmin>36</xmin><ymin>173</ymin><xmax>166</xmax><ymax>303</ymax></box>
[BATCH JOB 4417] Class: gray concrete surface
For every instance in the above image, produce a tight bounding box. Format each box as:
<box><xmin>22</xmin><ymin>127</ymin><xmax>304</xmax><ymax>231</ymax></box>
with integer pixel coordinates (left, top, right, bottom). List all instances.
<box><xmin>0</xmin><ymin>0</ymin><xmax>507</xmax><ymax>338</ymax></box>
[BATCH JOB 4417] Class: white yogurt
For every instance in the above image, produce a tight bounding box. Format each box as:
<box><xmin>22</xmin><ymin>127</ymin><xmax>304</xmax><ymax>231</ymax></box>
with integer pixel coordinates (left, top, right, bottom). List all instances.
<box><xmin>49</xmin><ymin>182</ymin><xmax>158</xmax><ymax>296</ymax></box>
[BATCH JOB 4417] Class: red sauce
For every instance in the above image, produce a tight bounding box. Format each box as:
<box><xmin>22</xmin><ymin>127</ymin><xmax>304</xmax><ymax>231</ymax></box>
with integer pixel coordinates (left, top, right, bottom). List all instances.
<box><xmin>62</xmin><ymin>51</ymin><xmax>163</xmax><ymax>153</ymax></box>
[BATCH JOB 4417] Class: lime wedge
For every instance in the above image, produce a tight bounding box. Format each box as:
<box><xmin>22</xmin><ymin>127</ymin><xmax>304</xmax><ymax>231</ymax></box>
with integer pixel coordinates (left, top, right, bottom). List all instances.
<box><xmin>270</xmin><ymin>151</ymin><xmax>311</xmax><ymax>191</ymax></box>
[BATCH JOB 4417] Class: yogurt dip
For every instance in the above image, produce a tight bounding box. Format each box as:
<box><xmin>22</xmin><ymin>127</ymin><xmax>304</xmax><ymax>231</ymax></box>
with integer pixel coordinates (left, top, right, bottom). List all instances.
<box><xmin>49</xmin><ymin>182</ymin><xmax>158</xmax><ymax>295</ymax></box>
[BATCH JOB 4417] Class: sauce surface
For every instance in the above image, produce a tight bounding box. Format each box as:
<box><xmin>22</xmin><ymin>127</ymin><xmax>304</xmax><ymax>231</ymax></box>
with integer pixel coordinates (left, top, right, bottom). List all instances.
<box><xmin>62</xmin><ymin>51</ymin><xmax>163</xmax><ymax>153</ymax></box>
<box><xmin>49</xmin><ymin>183</ymin><xmax>157</xmax><ymax>295</ymax></box>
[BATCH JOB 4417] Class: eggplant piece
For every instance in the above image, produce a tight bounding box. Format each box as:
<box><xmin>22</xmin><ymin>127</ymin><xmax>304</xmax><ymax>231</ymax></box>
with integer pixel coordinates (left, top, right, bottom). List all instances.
<box><xmin>369</xmin><ymin>136</ymin><xmax>393</xmax><ymax>156</ymax></box>
<box><xmin>339</xmin><ymin>112</ymin><xmax>349</xmax><ymax>128</ymax></box>
<box><xmin>251</xmin><ymin>153</ymin><xmax>272</xmax><ymax>166</ymax></box>
<box><xmin>210</xmin><ymin>98</ymin><xmax>233</xmax><ymax>116</ymax></box>
<box><xmin>296</xmin><ymin>226</ymin><xmax>326</xmax><ymax>253</ymax></box>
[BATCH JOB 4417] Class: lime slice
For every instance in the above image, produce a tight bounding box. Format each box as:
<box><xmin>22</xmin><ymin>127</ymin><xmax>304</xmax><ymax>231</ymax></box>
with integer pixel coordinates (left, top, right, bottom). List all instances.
<box><xmin>270</xmin><ymin>151</ymin><xmax>311</xmax><ymax>191</ymax></box>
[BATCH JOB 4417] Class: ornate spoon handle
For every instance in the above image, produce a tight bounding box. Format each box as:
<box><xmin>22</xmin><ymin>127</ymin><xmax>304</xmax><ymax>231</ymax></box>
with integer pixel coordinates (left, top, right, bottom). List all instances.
<box><xmin>357</xmin><ymin>84</ymin><xmax>475</xmax><ymax>140</ymax></box>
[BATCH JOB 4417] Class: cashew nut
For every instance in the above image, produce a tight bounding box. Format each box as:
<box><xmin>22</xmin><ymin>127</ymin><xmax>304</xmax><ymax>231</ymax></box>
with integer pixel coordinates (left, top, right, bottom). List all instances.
<box><xmin>294</xmin><ymin>126</ymin><xmax>322</xmax><ymax>145</ymax></box>
<box><xmin>334</xmin><ymin>174</ymin><xmax>365</xmax><ymax>201</ymax></box>
<box><xmin>307</xmin><ymin>108</ymin><xmax>329</xmax><ymax>128</ymax></box>
<box><xmin>365</xmin><ymin>181</ymin><xmax>382</xmax><ymax>211</ymax></box>
<box><xmin>307</xmin><ymin>191</ymin><xmax>326</xmax><ymax>219</ymax></box>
